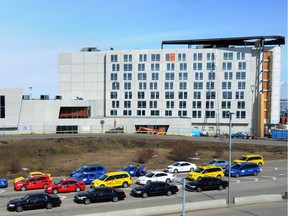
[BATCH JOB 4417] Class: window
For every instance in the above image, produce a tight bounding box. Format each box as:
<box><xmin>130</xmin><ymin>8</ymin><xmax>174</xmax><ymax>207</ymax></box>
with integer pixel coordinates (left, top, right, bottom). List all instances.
<box><xmin>236</xmin><ymin>111</ymin><xmax>246</xmax><ymax>119</ymax></box>
<box><xmin>151</xmin><ymin>54</ymin><xmax>160</xmax><ymax>61</ymax></box>
<box><xmin>206</xmin><ymin>82</ymin><xmax>214</xmax><ymax>90</ymax></box>
<box><xmin>124</xmin><ymin>54</ymin><xmax>132</xmax><ymax>62</ymax></box>
<box><xmin>179</xmin><ymin>101</ymin><xmax>186</xmax><ymax>109</ymax></box>
<box><xmin>139</xmin><ymin>54</ymin><xmax>147</xmax><ymax>62</ymax></box>
<box><xmin>149</xmin><ymin>82</ymin><xmax>158</xmax><ymax>90</ymax></box>
<box><xmin>124</xmin><ymin>91</ymin><xmax>132</xmax><ymax>99</ymax></box>
<box><xmin>179</xmin><ymin>82</ymin><xmax>187</xmax><ymax>90</ymax></box>
<box><xmin>206</xmin><ymin>91</ymin><xmax>216</xmax><ymax>99</ymax></box>
<box><xmin>222</xmin><ymin>91</ymin><xmax>232</xmax><ymax>99</ymax></box>
<box><xmin>238</xmin><ymin>62</ymin><xmax>246</xmax><ymax>70</ymax></box>
<box><xmin>222</xmin><ymin>101</ymin><xmax>231</xmax><ymax>109</ymax></box>
<box><xmin>236</xmin><ymin>72</ymin><xmax>246</xmax><ymax>80</ymax></box>
<box><xmin>138</xmin><ymin>73</ymin><xmax>147</xmax><ymax>80</ymax></box>
<box><xmin>112</xmin><ymin>101</ymin><xmax>119</xmax><ymax>108</ymax></box>
<box><xmin>138</xmin><ymin>64</ymin><xmax>145</xmax><ymax>71</ymax></box>
<box><xmin>224</xmin><ymin>72</ymin><xmax>233</xmax><ymax>80</ymax></box>
<box><xmin>192</xmin><ymin>110</ymin><xmax>201</xmax><ymax>118</ymax></box>
<box><xmin>110</xmin><ymin>91</ymin><xmax>117</xmax><ymax>99</ymax></box>
<box><xmin>195</xmin><ymin>72</ymin><xmax>203</xmax><ymax>80</ymax></box>
<box><xmin>222</xmin><ymin>111</ymin><xmax>230</xmax><ymax>118</ymax></box>
<box><xmin>138</xmin><ymin>92</ymin><xmax>145</xmax><ymax>99</ymax></box>
<box><xmin>165</xmin><ymin>110</ymin><xmax>172</xmax><ymax>116</ymax></box>
<box><xmin>237</xmin><ymin>101</ymin><xmax>245</xmax><ymax>109</ymax></box>
<box><xmin>151</xmin><ymin>63</ymin><xmax>160</xmax><ymax>71</ymax></box>
<box><xmin>0</xmin><ymin>96</ymin><xmax>5</xmax><ymax>118</ymax></box>
<box><xmin>167</xmin><ymin>63</ymin><xmax>175</xmax><ymax>71</ymax></box>
<box><xmin>123</xmin><ymin>110</ymin><xmax>132</xmax><ymax>116</ymax></box>
<box><xmin>151</xmin><ymin>72</ymin><xmax>159</xmax><ymax>80</ymax></box>
<box><xmin>166</xmin><ymin>101</ymin><xmax>174</xmax><ymax>108</ymax></box>
<box><xmin>193</xmin><ymin>63</ymin><xmax>202</xmax><ymax>70</ymax></box>
<box><xmin>178</xmin><ymin>91</ymin><xmax>187</xmax><ymax>99</ymax></box>
<box><xmin>205</xmin><ymin>111</ymin><xmax>215</xmax><ymax>118</ymax></box>
<box><xmin>149</xmin><ymin>101</ymin><xmax>158</xmax><ymax>109</ymax></box>
<box><xmin>179</xmin><ymin>63</ymin><xmax>187</xmax><ymax>71</ymax></box>
<box><xmin>193</xmin><ymin>53</ymin><xmax>203</xmax><ymax>61</ymax></box>
<box><xmin>223</xmin><ymin>52</ymin><xmax>233</xmax><ymax>60</ymax></box>
<box><xmin>110</xmin><ymin>73</ymin><xmax>117</xmax><ymax>80</ymax></box>
<box><xmin>151</xmin><ymin>110</ymin><xmax>160</xmax><ymax>116</ymax></box>
<box><xmin>124</xmin><ymin>82</ymin><xmax>131</xmax><ymax>90</ymax></box>
<box><xmin>179</xmin><ymin>72</ymin><xmax>188</xmax><ymax>80</ymax></box>
<box><xmin>150</xmin><ymin>91</ymin><xmax>159</xmax><ymax>99</ymax></box>
<box><xmin>192</xmin><ymin>101</ymin><xmax>202</xmax><ymax>109</ymax></box>
<box><xmin>178</xmin><ymin>53</ymin><xmax>186</xmax><ymax>61</ymax></box>
<box><xmin>137</xmin><ymin>101</ymin><xmax>146</xmax><ymax>108</ymax></box>
<box><xmin>124</xmin><ymin>101</ymin><xmax>131</xmax><ymax>108</ymax></box>
<box><xmin>194</xmin><ymin>82</ymin><xmax>203</xmax><ymax>89</ymax></box>
<box><xmin>237</xmin><ymin>52</ymin><xmax>245</xmax><ymax>60</ymax></box>
<box><xmin>111</xmin><ymin>55</ymin><xmax>118</xmax><ymax>62</ymax></box>
<box><xmin>193</xmin><ymin>92</ymin><xmax>201</xmax><ymax>99</ymax></box>
<box><xmin>222</xmin><ymin>82</ymin><xmax>232</xmax><ymax>89</ymax></box>
<box><xmin>123</xmin><ymin>73</ymin><xmax>132</xmax><ymax>80</ymax></box>
<box><xmin>206</xmin><ymin>101</ymin><xmax>214</xmax><ymax>109</ymax></box>
<box><xmin>178</xmin><ymin>110</ymin><xmax>187</xmax><ymax>117</ymax></box>
<box><xmin>165</xmin><ymin>72</ymin><xmax>175</xmax><ymax>80</ymax></box>
<box><xmin>235</xmin><ymin>91</ymin><xmax>244</xmax><ymax>99</ymax></box>
<box><xmin>222</xmin><ymin>62</ymin><xmax>232</xmax><ymax>70</ymax></box>
<box><xmin>124</xmin><ymin>64</ymin><xmax>132</xmax><ymax>71</ymax></box>
<box><xmin>165</xmin><ymin>92</ymin><xmax>174</xmax><ymax>99</ymax></box>
<box><xmin>208</xmin><ymin>72</ymin><xmax>215</xmax><ymax>80</ymax></box>
<box><xmin>112</xmin><ymin>82</ymin><xmax>119</xmax><ymax>90</ymax></box>
<box><xmin>207</xmin><ymin>62</ymin><xmax>215</xmax><ymax>70</ymax></box>
<box><xmin>165</xmin><ymin>82</ymin><xmax>174</xmax><ymax>90</ymax></box>
<box><xmin>137</xmin><ymin>110</ymin><xmax>145</xmax><ymax>116</ymax></box>
<box><xmin>112</xmin><ymin>64</ymin><xmax>119</xmax><ymax>71</ymax></box>
<box><xmin>238</xmin><ymin>82</ymin><xmax>246</xmax><ymax>89</ymax></box>
<box><xmin>59</xmin><ymin>107</ymin><xmax>91</xmax><ymax>118</ymax></box>
<box><xmin>207</xmin><ymin>53</ymin><xmax>214</xmax><ymax>61</ymax></box>
<box><xmin>139</xmin><ymin>82</ymin><xmax>147</xmax><ymax>90</ymax></box>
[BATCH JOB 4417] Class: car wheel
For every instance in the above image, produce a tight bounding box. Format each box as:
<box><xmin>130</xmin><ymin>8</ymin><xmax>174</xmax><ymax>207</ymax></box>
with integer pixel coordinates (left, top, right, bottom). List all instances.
<box><xmin>142</xmin><ymin>192</ymin><xmax>148</xmax><ymax>198</ymax></box>
<box><xmin>173</xmin><ymin>169</ymin><xmax>178</xmax><ymax>173</ymax></box>
<box><xmin>216</xmin><ymin>175</ymin><xmax>221</xmax><ymax>179</ymax></box>
<box><xmin>146</xmin><ymin>180</ymin><xmax>151</xmax><ymax>184</ymax></box>
<box><xmin>197</xmin><ymin>177</ymin><xmax>202</xmax><ymax>181</ymax></box>
<box><xmin>52</xmin><ymin>189</ymin><xmax>58</xmax><ymax>194</ymax></box>
<box><xmin>165</xmin><ymin>178</ymin><xmax>171</xmax><ymax>184</ymax></box>
<box><xmin>196</xmin><ymin>187</ymin><xmax>202</xmax><ymax>192</ymax></box>
<box><xmin>46</xmin><ymin>202</ymin><xmax>53</xmax><ymax>209</ymax></box>
<box><xmin>258</xmin><ymin>162</ymin><xmax>262</xmax><ymax>167</ymax></box>
<box><xmin>16</xmin><ymin>205</ymin><xmax>23</xmax><ymax>212</ymax></box>
<box><xmin>75</xmin><ymin>187</ymin><xmax>80</xmax><ymax>192</ymax></box>
<box><xmin>100</xmin><ymin>184</ymin><xmax>105</xmax><ymax>187</ymax></box>
<box><xmin>21</xmin><ymin>186</ymin><xmax>26</xmax><ymax>191</ymax></box>
<box><xmin>190</xmin><ymin>168</ymin><xmax>194</xmax><ymax>172</ymax></box>
<box><xmin>166</xmin><ymin>190</ymin><xmax>172</xmax><ymax>196</ymax></box>
<box><xmin>43</xmin><ymin>184</ymin><xmax>48</xmax><ymax>189</ymax></box>
<box><xmin>253</xmin><ymin>171</ymin><xmax>258</xmax><ymax>176</ymax></box>
<box><xmin>235</xmin><ymin>173</ymin><xmax>240</xmax><ymax>178</ymax></box>
<box><xmin>122</xmin><ymin>182</ymin><xmax>128</xmax><ymax>188</ymax></box>
<box><xmin>84</xmin><ymin>198</ymin><xmax>91</xmax><ymax>205</ymax></box>
<box><xmin>218</xmin><ymin>185</ymin><xmax>224</xmax><ymax>191</ymax></box>
<box><xmin>112</xmin><ymin>196</ymin><xmax>119</xmax><ymax>202</ymax></box>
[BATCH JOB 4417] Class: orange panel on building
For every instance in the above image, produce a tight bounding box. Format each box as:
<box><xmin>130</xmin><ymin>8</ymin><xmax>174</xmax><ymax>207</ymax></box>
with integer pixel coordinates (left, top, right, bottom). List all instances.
<box><xmin>263</xmin><ymin>72</ymin><xmax>269</xmax><ymax>79</ymax></box>
<box><xmin>170</xmin><ymin>53</ymin><xmax>175</xmax><ymax>61</ymax></box>
<box><xmin>264</xmin><ymin>51</ymin><xmax>272</xmax><ymax>59</ymax></box>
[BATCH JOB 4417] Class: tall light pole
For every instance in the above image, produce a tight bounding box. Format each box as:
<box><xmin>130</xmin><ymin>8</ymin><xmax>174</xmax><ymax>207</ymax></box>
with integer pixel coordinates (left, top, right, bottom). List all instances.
<box><xmin>227</xmin><ymin>111</ymin><xmax>234</xmax><ymax>205</ymax></box>
<box><xmin>250</xmin><ymin>85</ymin><xmax>255</xmax><ymax>137</ymax></box>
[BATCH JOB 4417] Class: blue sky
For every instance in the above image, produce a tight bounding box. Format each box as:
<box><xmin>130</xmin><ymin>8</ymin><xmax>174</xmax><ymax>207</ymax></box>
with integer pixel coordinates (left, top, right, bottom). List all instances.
<box><xmin>0</xmin><ymin>0</ymin><xmax>287</xmax><ymax>98</ymax></box>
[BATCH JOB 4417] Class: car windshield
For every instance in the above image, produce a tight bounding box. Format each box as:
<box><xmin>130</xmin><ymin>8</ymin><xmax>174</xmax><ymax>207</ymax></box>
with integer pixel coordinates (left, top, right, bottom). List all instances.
<box><xmin>75</xmin><ymin>167</ymin><xmax>84</xmax><ymax>172</ymax></box>
<box><xmin>205</xmin><ymin>160</ymin><xmax>215</xmax><ymax>165</ymax></box>
<box><xmin>22</xmin><ymin>194</ymin><xmax>31</xmax><ymax>201</ymax></box>
<box><xmin>23</xmin><ymin>174</ymin><xmax>29</xmax><ymax>178</ymax></box>
<box><xmin>193</xmin><ymin>167</ymin><xmax>204</xmax><ymax>173</ymax></box>
<box><xmin>171</xmin><ymin>162</ymin><xmax>180</xmax><ymax>166</ymax></box>
<box><xmin>238</xmin><ymin>156</ymin><xmax>247</xmax><ymax>161</ymax></box>
<box><xmin>122</xmin><ymin>166</ymin><xmax>131</xmax><ymax>170</ymax></box>
<box><xmin>98</xmin><ymin>174</ymin><xmax>107</xmax><ymax>181</ymax></box>
<box><xmin>88</xmin><ymin>188</ymin><xmax>97</xmax><ymax>194</ymax></box>
<box><xmin>145</xmin><ymin>172</ymin><xmax>155</xmax><ymax>178</ymax></box>
<box><xmin>74</xmin><ymin>173</ymin><xmax>84</xmax><ymax>178</ymax></box>
<box><xmin>55</xmin><ymin>180</ymin><xmax>63</xmax><ymax>185</ymax></box>
<box><xmin>232</xmin><ymin>164</ymin><xmax>241</xmax><ymax>169</ymax></box>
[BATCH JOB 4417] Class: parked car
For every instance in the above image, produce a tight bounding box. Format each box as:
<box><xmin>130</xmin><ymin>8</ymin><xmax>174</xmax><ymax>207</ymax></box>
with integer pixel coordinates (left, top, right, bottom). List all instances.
<box><xmin>105</xmin><ymin>126</ymin><xmax>124</xmax><ymax>133</ymax></box>
<box><xmin>185</xmin><ymin>177</ymin><xmax>229</xmax><ymax>192</ymax></box>
<box><xmin>45</xmin><ymin>178</ymin><xmax>85</xmax><ymax>194</ymax></box>
<box><xmin>231</xmin><ymin>132</ymin><xmax>250</xmax><ymax>139</ymax></box>
<box><xmin>70</xmin><ymin>164</ymin><xmax>106</xmax><ymax>177</ymax></box>
<box><xmin>71</xmin><ymin>172</ymin><xmax>99</xmax><ymax>185</ymax></box>
<box><xmin>74</xmin><ymin>187</ymin><xmax>126</xmax><ymax>204</ymax></box>
<box><xmin>135</xmin><ymin>171</ymin><xmax>174</xmax><ymax>185</ymax></box>
<box><xmin>233</xmin><ymin>154</ymin><xmax>264</xmax><ymax>166</ymax></box>
<box><xmin>187</xmin><ymin>166</ymin><xmax>224</xmax><ymax>181</ymax></box>
<box><xmin>130</xmin><ymin>181</ymin><xmax>179</xmax><ymax>198</ymax></box>
<box><xmin>14</xmin><ymin>171</ymin><xmax>52</xmax><ymax>184</ymax></box>
<box><xmin>7</xmin><ymin>192</ymin><xmax>61</xmax><ymax>212</ymax></box>
<box><xmin>91</xmin><ymin>171</ymin><xmax>132</xmax><ymax>188</ymax></box>
<box><xmin>119</xmin><ymin>165</ymin><xmax>146</xmax><ymax>177</ymax></box>
<box><xmin>0</xmin><ymin>178</ymin><xmax>8</xmax><ymax>188</ymax></box>
<box><xmin>14</xmin><ymin>174</ymin><xmax>52</xmax><ymax>191</ymax></box>
<box><xmin>225</xmin><ymin>162</ymin><xmax>261</xmax><ymax>177</ymax></box>
<box><xmin>202</xmin><ymin>159</ymin><xmax>229</xmax><ymax>169</ymax></box>
<box><xmin>164</xmin><ymin>161</ymin><xmax>197</xmax><ymax>173</ymax></box>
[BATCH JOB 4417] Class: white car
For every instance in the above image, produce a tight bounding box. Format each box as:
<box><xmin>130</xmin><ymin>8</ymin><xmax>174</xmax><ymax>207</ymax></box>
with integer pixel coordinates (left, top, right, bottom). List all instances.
<box><xmin>135</xmin><ymin>171</ymin><xmax>174</xmax><ymax>185</ymax></box>
<box><xmin>164</xmin><ymin>161</ymin><xmax>197</xmax><ymax>173</ymax></box>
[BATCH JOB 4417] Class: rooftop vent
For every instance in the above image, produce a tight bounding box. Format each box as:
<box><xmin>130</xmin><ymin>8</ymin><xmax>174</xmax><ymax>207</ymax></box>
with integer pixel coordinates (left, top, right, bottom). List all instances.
<box><xmin>80</xmin><ymin>47</ymin><xmax>100</xmax><ymax>52</ymax></box>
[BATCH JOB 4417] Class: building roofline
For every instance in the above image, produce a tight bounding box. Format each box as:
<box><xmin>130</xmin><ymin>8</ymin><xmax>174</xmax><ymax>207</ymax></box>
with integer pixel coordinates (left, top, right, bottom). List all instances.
<box><xmin>161</xmin><ymin>35</ymin><xmax>285</xmax><ymax>48</ymax></box>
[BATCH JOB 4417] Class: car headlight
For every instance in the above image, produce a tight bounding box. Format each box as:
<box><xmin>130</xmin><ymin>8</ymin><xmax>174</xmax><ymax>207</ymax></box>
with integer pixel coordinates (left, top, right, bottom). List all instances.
<box><xmin>134</xmin><ymin>190</ymin><xmax>141</xmax><ymax>194</ymax></box>
<box><xmin>9</xmin><ymin>203</ymin><xmax>15</xmax><ymax>207</ymax></box>
<box><xmin>231</xmin><ymin>171</ymin><xmax>234</xmax><ymax>173</ymax></box>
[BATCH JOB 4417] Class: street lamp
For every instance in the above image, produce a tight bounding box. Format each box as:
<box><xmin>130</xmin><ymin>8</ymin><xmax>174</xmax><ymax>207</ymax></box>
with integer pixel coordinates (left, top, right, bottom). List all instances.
<box><xmin>112</xmin><ymin>82</ymin><xmax>117</xmax><ymax>131</ymax></box>
<box><xmin>250</xmin><ymin>85</ymin><xmax>255</xmax><ymax>137</ymax></box>
<box><xmin>227</xmin><ymin>111</ymin><xmax>234</xmax><ymax>205</ymax></box>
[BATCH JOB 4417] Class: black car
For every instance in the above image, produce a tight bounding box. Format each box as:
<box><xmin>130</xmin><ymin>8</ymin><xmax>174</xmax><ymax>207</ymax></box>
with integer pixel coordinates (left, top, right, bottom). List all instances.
<box><xmin>7</xmin><ymin>192</ymin><xmax>61</xmax><ymax>212</ymax></box>
<box><xmin>185</xmin><ymin>177</ymin><xmax>228</xmax><ymax>192</ymax></box>
<box><xmin>130</xmin><ymin>181</ymin><xmax>179</xmax><ymax>198</ymax></box>
<box><xmin>74</xmin><ymin>187</ymin><xmax>126</xmax><ymax>204</ymax></box>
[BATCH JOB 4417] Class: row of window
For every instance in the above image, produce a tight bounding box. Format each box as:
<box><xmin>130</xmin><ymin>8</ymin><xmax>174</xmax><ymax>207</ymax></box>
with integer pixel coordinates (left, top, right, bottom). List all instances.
<box><xmin>0</xmin><ymin>96</ymin><xmax>5</xmax><ymax>118</ymax></box>
<box><xmin>111</xmin><ymin>62</ymin><xmax>247</xmax><ymax>72</ymax></box>
<box><xmin>111</xmin><ymin>109</ymin><xmax>246</xmax><ymax>119</ymax></box>
<box><xmin>110</xmin><ymin>52</ymin><xmax>246</xmax><ymax>62</ymax></box>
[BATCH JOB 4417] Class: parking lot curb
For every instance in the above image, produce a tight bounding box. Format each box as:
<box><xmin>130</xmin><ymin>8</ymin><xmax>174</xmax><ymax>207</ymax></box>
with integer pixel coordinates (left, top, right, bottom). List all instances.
<box><xmin>234</xmin><ymin>194</ymin><xmax>283</xmax><ymax>205</ymax></box>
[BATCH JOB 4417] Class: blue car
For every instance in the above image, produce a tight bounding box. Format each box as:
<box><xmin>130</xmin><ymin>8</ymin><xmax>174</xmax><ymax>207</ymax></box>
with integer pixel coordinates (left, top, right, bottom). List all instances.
<box><xmin>71</xmin><ymin>172</ymin><xmax>99</xmax><ymax>185</ymax></box>
<box><xmin>119</xmin><ymin>165</ymin><xmax>146</xmax><ymax>177</ymax></box>
<box><xmin>70</xmin><ymin>164</ymin><xmax>106</xmax><ymax>177</ymax></box>
<box><xmin>225</xmin><ymin>162</ymin><xmax>260</xmax><ymax>178</ymax></box>
<box><xmin>0</xmin><ymin>178</ymin><xmax>8</xmax><ymax>188</ymax></box>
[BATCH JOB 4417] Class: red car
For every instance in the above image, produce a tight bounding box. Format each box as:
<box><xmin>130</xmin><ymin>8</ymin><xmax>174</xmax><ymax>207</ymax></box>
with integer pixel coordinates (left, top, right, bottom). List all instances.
<box><xmin>45</xmin><ymin>178</ymin><xmax>85</xmax><ymax>194</ymax></box>
<box><xmin>14</xmin><ymin>174</ymin><xmax>52</xmax><ymax>191</ymax></box>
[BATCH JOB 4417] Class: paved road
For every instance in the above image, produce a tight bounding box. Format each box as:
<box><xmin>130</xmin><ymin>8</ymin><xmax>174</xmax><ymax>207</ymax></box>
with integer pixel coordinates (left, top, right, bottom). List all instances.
<box><xmin>0</xmin><ymin>160</ymin><xmax>286</xmax><ymax>216</ymax></box>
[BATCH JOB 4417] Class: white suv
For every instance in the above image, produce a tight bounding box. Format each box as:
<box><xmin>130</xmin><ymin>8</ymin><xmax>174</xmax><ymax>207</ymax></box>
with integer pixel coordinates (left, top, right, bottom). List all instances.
<box><xmin>164</xmin><ymin>161</ymin><xmax>197</xmax><ymax>173</ymax></box>
<box><xmin>135</xmin><ymin>171</ymin><xmax>174</xmax><ymax>185</ymax></box>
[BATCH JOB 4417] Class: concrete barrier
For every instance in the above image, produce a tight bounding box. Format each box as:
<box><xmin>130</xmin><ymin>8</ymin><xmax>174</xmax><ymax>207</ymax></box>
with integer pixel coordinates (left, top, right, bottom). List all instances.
<box><xmin>234</xmin><ymin>194</ymin><xmax>283</xmax><ymax>205</ymax></box>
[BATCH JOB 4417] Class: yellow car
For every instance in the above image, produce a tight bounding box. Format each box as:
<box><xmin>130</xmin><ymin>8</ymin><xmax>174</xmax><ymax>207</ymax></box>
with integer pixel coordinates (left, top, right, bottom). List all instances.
<box><xmin>233</xmin><ymin>154</ymin><xmax>264</xmax><ymax>166</ymax></box>
<box><xmin>91</xmin><ymin>171</ymin><xmax>132</xmax><ymax>188</ymax></box>
<box><xmin>187</xmin><ymin>165</ymin><xmax>224</xmax><ymax>181</ymax></box>
<box><xmin>13</xmin><ymin>171</ymin><xmax>52</xmax><ymax>184</ymax></box>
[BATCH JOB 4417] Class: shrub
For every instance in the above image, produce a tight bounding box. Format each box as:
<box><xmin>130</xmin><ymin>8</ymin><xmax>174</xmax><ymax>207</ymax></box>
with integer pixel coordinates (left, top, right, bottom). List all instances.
<box><xmin>213</xmin><ymin>147</ymin><xmax>224</xmax><ymax>158</ymax></box>
<box><xmin>170</xmin><ymin>140</ymin><xmax>196</xmax><ymax>161</ymax></box>
<box><xmin>134</xmin><ymin>148</ymin><xmax>156</xmax><ymax>164</ymax></box>
<box><xmin>10</xmin><ymin>157</ymin><xmax>22</xmax><ymax>173</ymax></box>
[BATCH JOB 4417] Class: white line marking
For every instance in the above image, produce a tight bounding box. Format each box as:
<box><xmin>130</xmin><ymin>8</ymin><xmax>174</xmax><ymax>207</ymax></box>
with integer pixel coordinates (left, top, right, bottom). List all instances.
<box><xmin>59</xmin><ymin>195</ymin><xmax>67</xmax><ymax>200</ymax></box>
<box><xmin>0</xmin><ymin>189</ymin><xmax>5</xmax><ymax>193</ymax></box>
<box><xmin>236</xmin><ymin>180</ymin><xmax>240</xmax><ymax>183</ymax></box>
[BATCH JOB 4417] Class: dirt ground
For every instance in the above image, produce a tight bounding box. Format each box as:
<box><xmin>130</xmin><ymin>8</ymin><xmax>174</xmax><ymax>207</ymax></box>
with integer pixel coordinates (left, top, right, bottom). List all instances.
<box><xmin>0</xmin><ymin>135</ymin><xmax>286</xmax><ymax>178</ymax></box>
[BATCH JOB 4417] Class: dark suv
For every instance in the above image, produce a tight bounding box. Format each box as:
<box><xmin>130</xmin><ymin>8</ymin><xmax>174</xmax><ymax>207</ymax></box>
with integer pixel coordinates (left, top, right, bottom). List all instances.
<box><xmin>70</xmin><ymin>164</ymin><xmax>106</xmax><ymax>178</ymax></box>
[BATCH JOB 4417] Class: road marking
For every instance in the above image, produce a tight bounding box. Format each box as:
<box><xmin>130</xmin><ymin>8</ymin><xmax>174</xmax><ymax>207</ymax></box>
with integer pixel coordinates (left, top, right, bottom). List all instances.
<box><xmin>261</xmin><ymin>176</ymin><xmax>277</xmax><ymax>180</ymax></box>
<box><xmin>0</xmin><ymin>189</ymin><xmax>5</xmax><ymax>193</ymax></box>
<box><xmin>236</xmin><ymin>180</ymin><xmax>240</xmax><ymax>183</ymax></box>
<box><xmin>275</xmin><ymin>167</ymin><xmax>278</xmax><ymax>170</ymax></box>
<box><xmin>59</xmin><ymin>195</ymin><xmax>67</xmax><ymax>200</ymax></box>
